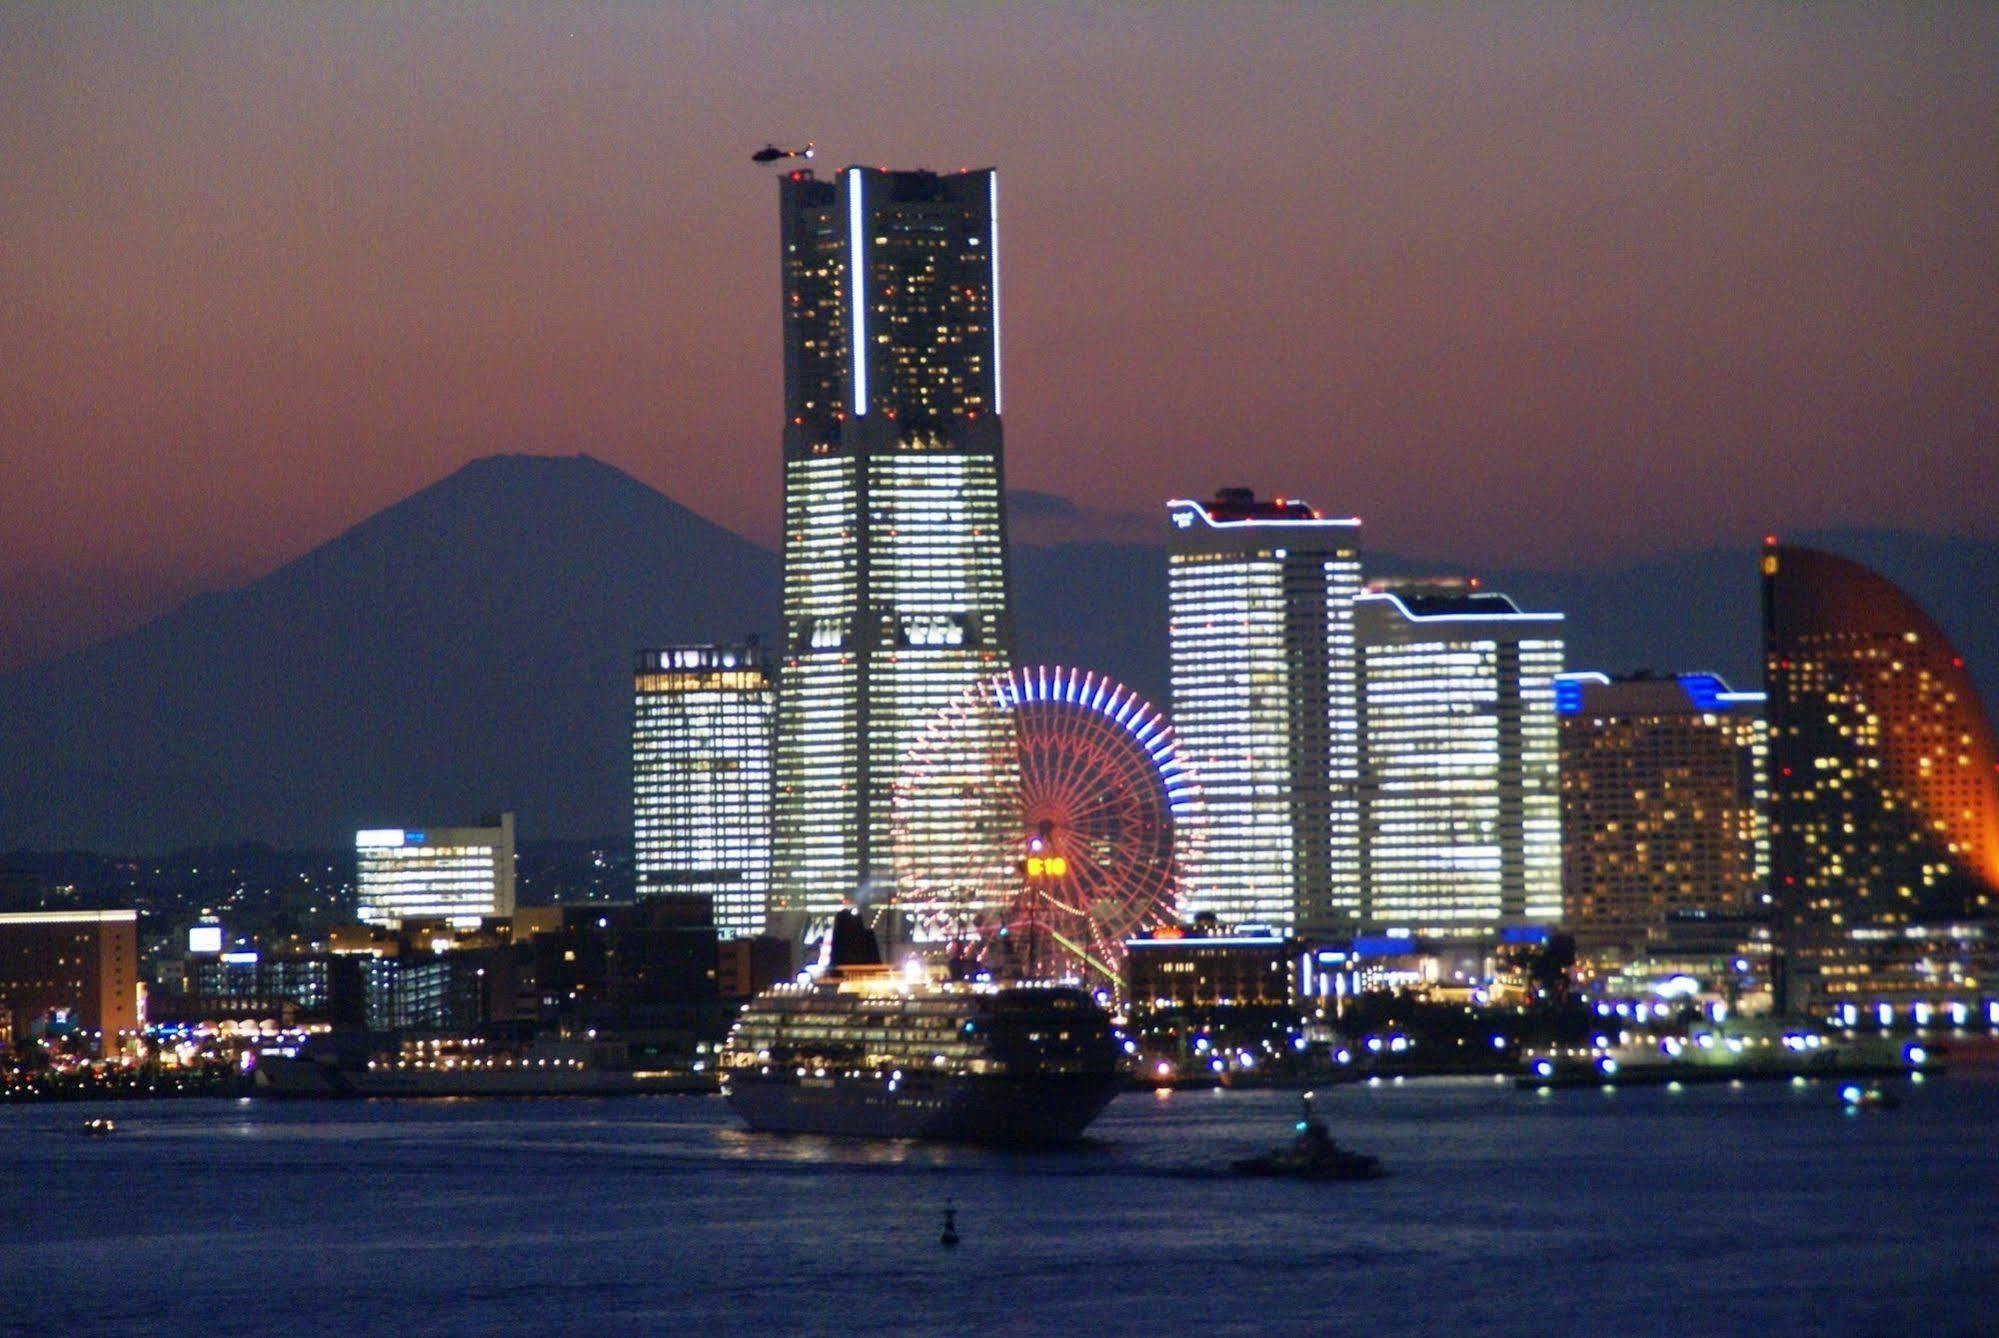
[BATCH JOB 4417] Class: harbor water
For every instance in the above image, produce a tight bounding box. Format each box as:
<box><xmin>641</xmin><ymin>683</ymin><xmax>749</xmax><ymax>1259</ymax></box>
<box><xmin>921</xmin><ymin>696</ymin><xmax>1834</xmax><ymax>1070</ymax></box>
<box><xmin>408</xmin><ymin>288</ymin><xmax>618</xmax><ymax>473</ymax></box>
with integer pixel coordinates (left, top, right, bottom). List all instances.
<box><xmin>3</xmin><ymin>1070</ymin><xmax>1995</xmax><ymax>1335</ymax></box>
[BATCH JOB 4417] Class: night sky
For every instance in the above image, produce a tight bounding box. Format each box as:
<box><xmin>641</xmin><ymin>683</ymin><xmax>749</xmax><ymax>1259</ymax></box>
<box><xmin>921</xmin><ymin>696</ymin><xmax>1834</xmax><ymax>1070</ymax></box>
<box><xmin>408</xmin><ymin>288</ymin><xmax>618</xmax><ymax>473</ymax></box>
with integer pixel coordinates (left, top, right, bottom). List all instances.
<box><xmin>4</xmin><ymin>4</ymin><xmax>1995</xmax><ymax>670</ymax></box>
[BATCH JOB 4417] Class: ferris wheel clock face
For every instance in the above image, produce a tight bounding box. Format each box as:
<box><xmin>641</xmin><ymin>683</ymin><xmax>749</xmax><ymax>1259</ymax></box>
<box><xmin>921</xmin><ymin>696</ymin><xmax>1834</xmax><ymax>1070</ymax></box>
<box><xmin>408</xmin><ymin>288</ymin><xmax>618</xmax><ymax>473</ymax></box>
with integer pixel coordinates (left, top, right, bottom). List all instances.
<box><xmin>891</xmin><ymin>665</ymin><xmax>1201</xmax><ymax>986</ymax></box>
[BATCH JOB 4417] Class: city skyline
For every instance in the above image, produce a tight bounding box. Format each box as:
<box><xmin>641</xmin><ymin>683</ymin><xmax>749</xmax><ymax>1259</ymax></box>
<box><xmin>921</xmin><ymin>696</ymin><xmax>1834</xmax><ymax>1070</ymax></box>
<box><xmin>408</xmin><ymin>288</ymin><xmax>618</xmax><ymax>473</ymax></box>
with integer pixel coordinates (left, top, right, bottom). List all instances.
<box><xmin>5</xmin><ymin>6</ymin><xmax>1998</xmax><ymax>671</ymax></box>
<box><xmin>6</xmin><ymin>13</ymin><xmax>1999</xmax><ymax>1333</ymax></box>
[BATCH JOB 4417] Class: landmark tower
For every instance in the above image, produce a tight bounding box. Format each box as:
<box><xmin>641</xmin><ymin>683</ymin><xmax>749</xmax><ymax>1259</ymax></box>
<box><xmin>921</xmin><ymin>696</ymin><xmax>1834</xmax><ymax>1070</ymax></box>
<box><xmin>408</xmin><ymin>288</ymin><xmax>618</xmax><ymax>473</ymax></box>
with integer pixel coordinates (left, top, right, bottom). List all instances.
<box><xmin>770</xmin><ymin>167</ymin><xmax>1014</xmax><ymax>927</ymax></box>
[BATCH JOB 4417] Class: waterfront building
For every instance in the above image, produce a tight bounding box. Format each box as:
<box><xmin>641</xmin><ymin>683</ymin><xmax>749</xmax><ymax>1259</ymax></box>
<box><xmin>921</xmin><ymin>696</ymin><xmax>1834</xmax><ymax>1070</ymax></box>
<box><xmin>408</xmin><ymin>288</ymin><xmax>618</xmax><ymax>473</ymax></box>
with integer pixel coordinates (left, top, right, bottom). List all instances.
<box><xmin>1763</xmin><ymin>540</ymin><xmax>1999</xmax><ymax>1009</ymax></box>
<box><xmin>634</xmin><ymin>644</ymin><xmax>775</xmax><ymax>939</ymax></box>
<box><xmin>355</xmin><ymin>814</ymin><xmax>516</xmax><ymax>930</ymax></box>
<box><xmin>364</xmin><ymin>948</ymin><xmax>522</xmax><ymax>1033</ymax></box>
<box><xmin>0</xmin><ymin>909</ymin><xmax>140</xmax><ymax>1052</ymax></box>
<box><xmin>1125</xmin><ymin>927</ymin><xmax>1294</xmax><ymax>1012</ymax></box>
<box><xmin>1352</xmin><ymin>582</ymin><xmax>1564</xmax><ymax>936</ymax></box>
<box><xmin>527</xmin><ymin>898</ymin><xmax>721</xmax><ymax>1033</ymax></box>
<box><xmin>770</xmin><ymin>165</ymin><xmax>1015</xmax><ymax>931</ymax></box>
<box><xmin>1557</xmin><ymin>672</ymin><xmax>1769</xmax><ymax>963</ymax></box>
<box><xmin>1166</xmin><ymin>489</ymin><xmax>1364</xmax><ymax>933</ymax></box>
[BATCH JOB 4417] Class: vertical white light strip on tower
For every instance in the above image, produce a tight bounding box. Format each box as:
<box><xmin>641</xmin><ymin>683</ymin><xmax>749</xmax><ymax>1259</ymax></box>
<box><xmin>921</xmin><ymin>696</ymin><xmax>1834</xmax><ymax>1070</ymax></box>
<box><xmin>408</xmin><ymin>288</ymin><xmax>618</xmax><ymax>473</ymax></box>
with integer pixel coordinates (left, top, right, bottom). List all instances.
<box><xmin>988</xmin><ymin>171</ymin><xmax>1003</xmax><ymax>417</ymax></box>
<box><xmin>848</xmin><ymin>168</ymin><xmax>868</xmax><ymax>417</ymax></box>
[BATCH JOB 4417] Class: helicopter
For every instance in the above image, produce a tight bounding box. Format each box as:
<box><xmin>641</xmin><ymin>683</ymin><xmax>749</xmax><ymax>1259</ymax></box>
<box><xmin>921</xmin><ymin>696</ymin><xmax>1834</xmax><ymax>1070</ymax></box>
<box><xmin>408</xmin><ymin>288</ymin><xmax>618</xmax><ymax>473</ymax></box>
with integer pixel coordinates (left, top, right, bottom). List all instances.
<box><xmin>751</xmin><ymin>142</ymin><xmax>814</xmax><ymax>164</ymax></box>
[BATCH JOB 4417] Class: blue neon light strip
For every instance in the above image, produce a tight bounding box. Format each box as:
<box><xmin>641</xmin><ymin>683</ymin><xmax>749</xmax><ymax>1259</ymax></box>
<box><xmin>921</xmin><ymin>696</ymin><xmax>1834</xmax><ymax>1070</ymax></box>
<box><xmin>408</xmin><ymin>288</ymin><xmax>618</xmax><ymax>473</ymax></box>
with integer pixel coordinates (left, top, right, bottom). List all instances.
<box><xmin>849</xmin><ymin>169</ymin><xmax>867</xmax><ymax>417</ymax></box>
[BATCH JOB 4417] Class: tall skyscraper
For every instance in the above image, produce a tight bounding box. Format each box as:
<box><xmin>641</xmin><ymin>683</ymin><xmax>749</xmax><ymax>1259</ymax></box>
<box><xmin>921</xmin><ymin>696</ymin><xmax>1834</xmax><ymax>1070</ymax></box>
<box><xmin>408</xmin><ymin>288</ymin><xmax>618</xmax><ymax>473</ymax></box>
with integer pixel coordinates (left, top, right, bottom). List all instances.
<box><xmin>633</xmin><ymin>644</ymin><xmax>774</xmax><ymax>940</ymax></box>
<box><xmin>1167</xmin><ymin>489</ymin><xmax>1363</xmax><ymax>933</ymax></box>
<box><xmin>1353</xmin><ymin>583</ymin><xmax>1564</xmax><ymax>936</ymax></box>
<box><xmin>770</xmin><ymin>167</ymin><xmax>1014</xmax><ymax>927</ymax></box>
<box><xmin>355</xmin><ymin>814</ymin><xmax>515</xmax><ymax>930</ymax></box>
<box><xmin>1763</xmin><ymin>540</ymin><xmax>1999</xmax><ymax>1009</ymax></box>
<box><xmin>1556</xmin><ymin>671</ymin><xmax>1769</xmax><ymax>964</ymax></box>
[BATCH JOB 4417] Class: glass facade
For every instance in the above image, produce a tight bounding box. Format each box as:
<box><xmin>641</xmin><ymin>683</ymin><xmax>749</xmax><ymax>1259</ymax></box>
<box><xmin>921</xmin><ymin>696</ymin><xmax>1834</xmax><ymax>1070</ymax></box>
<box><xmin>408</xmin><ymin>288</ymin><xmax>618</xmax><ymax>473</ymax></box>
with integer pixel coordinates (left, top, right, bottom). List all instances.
<box><xmin>1353</xmin><ymin>590</ymin><xmax>1563</xmax><ymax>935</ymax></box>
<box><xmin>772</xmin><ymin>167</ymin><xmax>1015</xmax><ymax>926</ymax></box>
<box><xmin>354</xmin><ymin>816</ymin><xmax>515</xmax><ymax>930</ymax></box>
<box><xmin>633</xmin><ymin>644</ymin><xmax>775</xmax><ymax>940</ymax></box>
<box><xmin>1166</xmin><ymin>492</ymin><xmax>1362</xmax><ymax>934</ymax></box>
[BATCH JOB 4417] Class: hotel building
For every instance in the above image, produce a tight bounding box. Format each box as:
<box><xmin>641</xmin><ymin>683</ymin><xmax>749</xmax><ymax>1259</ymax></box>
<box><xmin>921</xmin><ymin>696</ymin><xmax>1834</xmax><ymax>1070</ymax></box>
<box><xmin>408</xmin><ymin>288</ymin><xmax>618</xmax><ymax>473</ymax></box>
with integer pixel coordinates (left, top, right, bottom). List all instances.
<box><xmin>1763</xmin><ymin>540</ymin><xmax>1999</xmax><ymax>1009</ymax></box>
<box><xmin>0</xmin><ymin>909</ymin><xmax>140</xmax><ymax>1052</ymax></box>
<box><xmin>1352</xmin><ymin>583</ymin><xmax>1564</xmax><ymax>936</ymax></box>
<box><xmin>355</xmin><ymin>813</ymin><xmax>516</xmax><ymax>930</ymax></box>
<box><xmin>1166</xmin><ymin>489</ymin><xmax>1363</xmax><ymax>933</ymax></box>
<box><xmin>770</xmin><ymin>166</ymin><xmax>1015</xmax><ymax>928</ymax></box>
<box><xmin>634</xmin><ymin>644</ymin><xmax>775</xmax><ymax>940</ymax></box>
<box><xmin>1556</xmin><ymin>672</ymin><xmax>1769</xmax><ymax>965</ymax></box>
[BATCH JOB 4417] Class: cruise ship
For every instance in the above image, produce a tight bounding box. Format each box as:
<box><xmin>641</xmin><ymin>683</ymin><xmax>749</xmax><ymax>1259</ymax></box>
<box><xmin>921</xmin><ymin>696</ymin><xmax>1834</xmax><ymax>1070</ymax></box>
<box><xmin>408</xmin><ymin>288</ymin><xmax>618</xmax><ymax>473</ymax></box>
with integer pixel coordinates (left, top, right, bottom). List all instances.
<box><xmin>719</xmin><ymin>912</ymin><xmax>1125</xmax><ymax>1143</ymax></box>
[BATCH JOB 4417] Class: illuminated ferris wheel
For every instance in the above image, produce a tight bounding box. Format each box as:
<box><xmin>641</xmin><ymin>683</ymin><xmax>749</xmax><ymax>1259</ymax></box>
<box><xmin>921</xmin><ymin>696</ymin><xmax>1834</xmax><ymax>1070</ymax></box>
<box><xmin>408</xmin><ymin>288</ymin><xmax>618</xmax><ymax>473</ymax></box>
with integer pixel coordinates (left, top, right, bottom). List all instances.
<box><xmin>891</xmin><ymin>665</ymin><xmax>1199</xmax><ymax>986</ymax></box>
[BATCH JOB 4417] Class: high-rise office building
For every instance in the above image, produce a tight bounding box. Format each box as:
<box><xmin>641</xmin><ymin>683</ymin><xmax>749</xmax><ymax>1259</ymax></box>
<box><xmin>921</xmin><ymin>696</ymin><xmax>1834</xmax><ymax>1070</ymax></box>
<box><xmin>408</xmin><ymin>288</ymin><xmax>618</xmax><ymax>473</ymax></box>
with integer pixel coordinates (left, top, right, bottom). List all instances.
<box><xmin>355</xmin><ymin>814</ymin><xmax>516</xmax><ymax>930</ymax></box>
<box><xmin>1166</xmin><ymin>489</ymin><xmax>1363</xmax><ymax>933</ymax></box>
<box><xmin>1556</xmin><ymin>672</ymin><xmax>1769</xmax><ymax>963</ymax></box>
<box><xmin>634</xmin><ymin>644</ymin><xmax>774</xmax><ymax>940</ymax></box>
<box><xmin>1763</xmin><ymin>541</ymin><xmax>1999</xmax><ymax>1009</ymax></box>
<box><xmin>1353</xmin><ymin>583</ymin><xmax>1564</xmax><ymax>936</ymax></box>
<box><xmin>770</xmin><ymin>166</ymin><xmax>1014</xmax><ymax>927</ymax></box>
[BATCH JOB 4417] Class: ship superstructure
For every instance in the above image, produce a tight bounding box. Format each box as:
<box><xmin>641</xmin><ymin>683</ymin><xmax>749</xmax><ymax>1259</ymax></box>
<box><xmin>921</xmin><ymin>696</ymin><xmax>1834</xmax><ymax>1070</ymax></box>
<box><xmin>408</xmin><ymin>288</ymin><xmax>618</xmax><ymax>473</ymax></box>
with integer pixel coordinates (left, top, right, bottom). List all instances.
<box><xmin>720</xmin><ymin>956</ymin><xmax>1123</xmax><ymax>1143</ymax></box>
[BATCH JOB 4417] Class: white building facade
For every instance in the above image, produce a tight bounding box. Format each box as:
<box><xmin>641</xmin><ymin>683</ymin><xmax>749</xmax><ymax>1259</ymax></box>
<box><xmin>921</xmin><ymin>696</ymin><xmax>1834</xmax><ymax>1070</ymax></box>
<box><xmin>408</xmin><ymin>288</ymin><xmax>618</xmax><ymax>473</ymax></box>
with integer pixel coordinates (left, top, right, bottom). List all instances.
<box><xmin>1167</xmin><ymin>490</ymin><xmax>1364</xmax><ymax>934</ymax></box>
<box><xmin>634</xmin><ymin>644</ymin><xmax>775</xmax><ymax>940</ymax></box>
<box><xmin>355</xmin><ymin>814</ymin><xmax>515</xmax><ymax>929</ymax></box>
<box><xmin>1353</xmin><ymin>588</ymin><xmax>1564</xmax><ymax>936</ymax></box>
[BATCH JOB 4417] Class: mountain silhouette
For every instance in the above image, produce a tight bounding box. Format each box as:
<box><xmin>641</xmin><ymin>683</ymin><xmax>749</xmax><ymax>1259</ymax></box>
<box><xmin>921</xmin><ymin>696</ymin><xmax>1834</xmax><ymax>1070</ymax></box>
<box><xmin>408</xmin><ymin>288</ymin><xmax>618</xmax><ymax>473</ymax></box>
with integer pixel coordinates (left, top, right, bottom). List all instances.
<box><xmin>3</xmin><ymin>454</ymin><xmax>1993</xmax><ymax>851</ymax></box>
<box><xmin>0</xmin><ymin>454</ymin><xmax>777</xmax><ymax>850</ymax></box>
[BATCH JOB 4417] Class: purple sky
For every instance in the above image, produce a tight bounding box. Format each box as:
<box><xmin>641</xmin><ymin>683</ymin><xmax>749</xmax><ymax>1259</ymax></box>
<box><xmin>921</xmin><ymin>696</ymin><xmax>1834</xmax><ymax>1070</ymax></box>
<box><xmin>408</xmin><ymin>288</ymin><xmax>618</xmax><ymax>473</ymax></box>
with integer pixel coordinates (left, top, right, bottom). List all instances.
<box><xmin>3</xmin><ymin>4</ymin><xmax>1995</xmax><ymax>669</ymax></box>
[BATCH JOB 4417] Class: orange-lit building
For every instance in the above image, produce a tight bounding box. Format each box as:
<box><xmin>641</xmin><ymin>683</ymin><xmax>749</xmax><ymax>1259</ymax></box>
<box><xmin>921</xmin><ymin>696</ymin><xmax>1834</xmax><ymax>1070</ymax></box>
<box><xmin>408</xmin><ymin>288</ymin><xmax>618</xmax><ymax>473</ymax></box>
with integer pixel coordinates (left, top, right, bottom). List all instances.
<box><xmin>0</xmin><ymin>909</ymin><xmax>141</xmax><ymax>1052</ymax></box>
<box><xmin>1763</xmin><ymin>541</ymin><xmax>1999</xmax><ymax>1010</ymax></box>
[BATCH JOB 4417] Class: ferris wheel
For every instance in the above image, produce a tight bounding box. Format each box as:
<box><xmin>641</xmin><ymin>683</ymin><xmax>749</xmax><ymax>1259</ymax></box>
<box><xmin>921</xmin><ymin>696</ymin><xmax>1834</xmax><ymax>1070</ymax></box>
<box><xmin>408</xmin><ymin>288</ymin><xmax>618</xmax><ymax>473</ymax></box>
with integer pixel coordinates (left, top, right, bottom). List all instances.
<box><xmin>891</xmin><ymin>665</ymin><xmax>1200</xmax><ymax>986</ymax></box>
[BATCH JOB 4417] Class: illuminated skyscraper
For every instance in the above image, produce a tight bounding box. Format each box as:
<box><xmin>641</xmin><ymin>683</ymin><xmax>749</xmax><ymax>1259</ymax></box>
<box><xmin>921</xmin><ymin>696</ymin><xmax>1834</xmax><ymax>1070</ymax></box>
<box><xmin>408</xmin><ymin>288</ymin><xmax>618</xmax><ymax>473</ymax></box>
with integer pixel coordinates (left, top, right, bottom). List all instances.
<box><xmin>1167</xmin><ymin>490</ymin><xmax>1363</xmax><ymax>933</ymax></box>
<box><xmin>1763</xmin><ymin>541</ymin><xmax>1999</xmax><ymax>1009</ymax></box>
<box><xmin>634</xmin><ymin>644</ymin><xmax>775</xmax><ymax>940</ymax></box>
<box><xmin>355</xmin><ymin>814</ymin><xmax>515</xmax><ymax>930</ymax></box>
<box><xmin>1556</xmin><ymin>671</ymin><xmax>1769</xmax><ymax>964</ymax></box>
<box><xmin>1353</xmin><ymin>584</ymin><xmax>1564</xmax><ymax>936</ymax></box>
<box><xmin>771</xmin><ymin>167</ymin><xmax>1013</xmax><ymax>927</ymax></box>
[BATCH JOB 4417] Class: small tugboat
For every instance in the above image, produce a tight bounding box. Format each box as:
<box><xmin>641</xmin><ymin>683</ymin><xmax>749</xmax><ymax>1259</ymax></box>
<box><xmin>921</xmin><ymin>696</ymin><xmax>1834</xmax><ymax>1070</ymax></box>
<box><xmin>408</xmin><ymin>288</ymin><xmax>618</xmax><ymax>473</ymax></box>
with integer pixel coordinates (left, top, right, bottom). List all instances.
<box><xmin>80</xmin><ymin>1117</ymin><xmax>116</xmax><ymax>1137</ymax></box>
<box><xmin>1231</xmin><ymin>1093</ymin><xmax>1383</xmax><ymax>1181</ymax></box>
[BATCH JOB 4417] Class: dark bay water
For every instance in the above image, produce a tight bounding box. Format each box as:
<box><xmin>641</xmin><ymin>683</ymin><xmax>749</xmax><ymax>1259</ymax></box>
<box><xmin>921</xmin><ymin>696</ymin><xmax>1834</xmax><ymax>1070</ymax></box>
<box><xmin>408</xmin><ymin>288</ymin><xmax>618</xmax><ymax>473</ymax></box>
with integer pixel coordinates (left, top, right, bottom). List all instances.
<box><xmin>4</xmin><ymin>1072</ymin><xmax>1996</xmax><ymax>1336</ymax></box>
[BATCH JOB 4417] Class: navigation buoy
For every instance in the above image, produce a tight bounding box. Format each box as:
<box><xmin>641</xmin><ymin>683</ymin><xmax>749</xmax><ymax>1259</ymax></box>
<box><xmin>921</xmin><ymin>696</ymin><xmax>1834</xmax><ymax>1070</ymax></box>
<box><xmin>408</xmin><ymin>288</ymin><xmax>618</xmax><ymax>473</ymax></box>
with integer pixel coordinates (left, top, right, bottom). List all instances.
<box><xmin>941</xmin><ymin>1200</ymin><xmax>960</xmax><ymax>1248</ymax></box>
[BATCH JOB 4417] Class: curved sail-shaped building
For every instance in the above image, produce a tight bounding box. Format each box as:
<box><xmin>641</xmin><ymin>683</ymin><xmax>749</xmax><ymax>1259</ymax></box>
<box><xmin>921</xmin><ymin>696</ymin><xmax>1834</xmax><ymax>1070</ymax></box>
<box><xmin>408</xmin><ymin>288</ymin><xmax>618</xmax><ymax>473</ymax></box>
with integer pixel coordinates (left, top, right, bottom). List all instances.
<box><xmin>1763</xmin><ymin>540</ymin><xmax>1999</xmax><ymax>1009</ymax></box>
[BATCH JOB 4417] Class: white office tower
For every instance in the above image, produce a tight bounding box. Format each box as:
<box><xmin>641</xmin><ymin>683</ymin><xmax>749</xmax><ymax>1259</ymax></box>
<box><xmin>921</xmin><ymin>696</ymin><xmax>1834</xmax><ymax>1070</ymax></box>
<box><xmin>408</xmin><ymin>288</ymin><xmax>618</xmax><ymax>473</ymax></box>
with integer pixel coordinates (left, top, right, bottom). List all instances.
<box><xmin>1167</xmin><ymin>490</ymin><xmax>1364</xmax><ymax>934</ymax></box>
<box><xmin>770</xmin><ymin>167</ymin><xmax>1015</xmax><ymax>930</ymax></box>
<box><xmin>355</xmin><ymin>813</ymin><xmax>516</xmax><ymax>930</ymax></box>
<box><xmin>634</xmin><ymin>645</ymin><xmax>775</xmax><ymax>940</ymax></box>
<box><xmin>1353</xmin><ymin>583</ymin><xmax>1564</xmax><ymax>936</ymax></box>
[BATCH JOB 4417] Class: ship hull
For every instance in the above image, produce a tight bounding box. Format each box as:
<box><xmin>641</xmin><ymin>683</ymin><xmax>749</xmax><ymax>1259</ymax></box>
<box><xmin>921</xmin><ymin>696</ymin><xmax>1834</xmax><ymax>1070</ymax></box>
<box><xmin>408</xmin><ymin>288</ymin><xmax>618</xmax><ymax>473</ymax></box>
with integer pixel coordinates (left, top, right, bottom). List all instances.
<box><xmin>724</xmin><ymin>1070</ymin><xmax>1122</xmax><ymax>1144</ymax></box>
